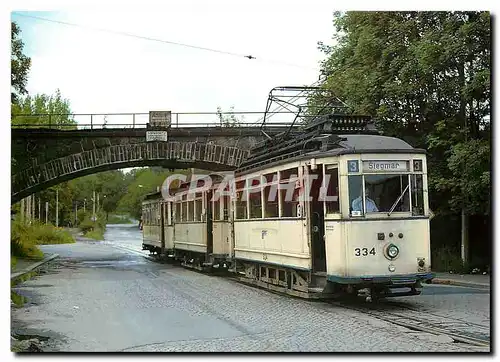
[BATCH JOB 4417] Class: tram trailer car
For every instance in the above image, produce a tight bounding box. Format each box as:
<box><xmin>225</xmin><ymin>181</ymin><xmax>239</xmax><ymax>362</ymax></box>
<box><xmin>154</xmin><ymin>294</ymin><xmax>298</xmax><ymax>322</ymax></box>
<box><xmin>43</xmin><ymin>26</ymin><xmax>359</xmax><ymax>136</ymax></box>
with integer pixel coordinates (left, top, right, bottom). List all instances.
<box><xmin>142</xmin><ymin>193</ymin><xmax>174</xmax><ymax>257</ymax></box>
<box><xmin>142</xmin><ymin>134</ymin><xmax>433</xmax><ymax>300</ymax></box>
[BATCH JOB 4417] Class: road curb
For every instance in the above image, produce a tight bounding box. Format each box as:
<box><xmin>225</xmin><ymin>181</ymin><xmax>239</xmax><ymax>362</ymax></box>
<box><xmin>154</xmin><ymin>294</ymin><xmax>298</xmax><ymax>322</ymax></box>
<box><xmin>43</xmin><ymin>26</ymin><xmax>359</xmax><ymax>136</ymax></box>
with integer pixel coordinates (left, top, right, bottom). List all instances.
<box><xmin>11</xmin><ymin>254</ymin><xmax>60</xmax><ymax>281</ymax></box>
<box><xmin>430</xmin><ymin>278</ymin><xmax>489</xmax><ymax>289</ymax></box>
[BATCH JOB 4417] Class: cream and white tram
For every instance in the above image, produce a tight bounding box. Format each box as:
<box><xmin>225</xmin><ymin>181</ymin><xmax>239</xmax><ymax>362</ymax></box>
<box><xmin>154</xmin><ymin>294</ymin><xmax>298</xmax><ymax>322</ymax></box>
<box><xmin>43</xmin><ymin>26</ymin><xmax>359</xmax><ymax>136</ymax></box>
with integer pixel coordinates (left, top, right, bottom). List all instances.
<box><xmin>231</xmin><ymin>128</ymin><xmax>433</xmax><ymax>299</ymax></box>
<box><xmin>142</xmin><ymin>116</ymin><xmax>434</xmax><ymax>300</ymax></box>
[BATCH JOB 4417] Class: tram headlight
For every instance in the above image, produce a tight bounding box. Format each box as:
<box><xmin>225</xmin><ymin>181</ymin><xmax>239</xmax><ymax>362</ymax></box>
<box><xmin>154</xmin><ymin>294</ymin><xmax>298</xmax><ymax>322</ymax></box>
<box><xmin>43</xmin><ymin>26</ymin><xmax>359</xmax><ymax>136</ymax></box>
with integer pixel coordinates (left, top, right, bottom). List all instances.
<box><xmin>386</xmin><ymin>244</ymin><xmax>399</xmax><ymax>259</ymax></box>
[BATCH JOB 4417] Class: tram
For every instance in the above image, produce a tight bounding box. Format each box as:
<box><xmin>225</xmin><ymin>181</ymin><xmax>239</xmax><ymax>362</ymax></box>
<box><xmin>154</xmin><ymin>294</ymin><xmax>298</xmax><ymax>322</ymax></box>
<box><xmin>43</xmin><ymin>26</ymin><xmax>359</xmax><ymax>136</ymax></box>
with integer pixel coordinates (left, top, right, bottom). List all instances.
<box><xmin>141</xmin><ymin>87</ymin><xmax>434</xmax><ymax>300</ymax></box>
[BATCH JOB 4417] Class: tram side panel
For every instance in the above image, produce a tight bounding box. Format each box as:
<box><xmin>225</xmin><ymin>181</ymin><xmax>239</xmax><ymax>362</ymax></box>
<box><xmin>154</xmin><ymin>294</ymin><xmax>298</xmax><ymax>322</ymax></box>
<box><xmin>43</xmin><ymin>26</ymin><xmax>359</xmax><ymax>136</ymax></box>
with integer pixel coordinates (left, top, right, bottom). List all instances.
<box><xmin>174</xmin><ymin>222</ymin><xmax>207</xmax><ymax>254</ymax></box>
<box><xmin>234</xmin><ymin>219</ymin><xmax>310</xmax><ymax>270</ymax></box>
<box><xmin>323</xmin><ymin>219</ymin><xmax>345</xmax><ymax>276</ymax></box>
<box><xmin>212</xmin><ymin>221</ymin><xmax>231</xmax><ymax>257</ymax></box>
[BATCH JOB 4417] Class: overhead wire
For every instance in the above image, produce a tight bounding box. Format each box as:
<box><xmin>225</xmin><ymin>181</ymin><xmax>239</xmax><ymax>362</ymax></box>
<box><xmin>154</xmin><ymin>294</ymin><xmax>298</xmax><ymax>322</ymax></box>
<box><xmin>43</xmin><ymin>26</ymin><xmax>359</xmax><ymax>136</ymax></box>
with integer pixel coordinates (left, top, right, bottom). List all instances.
<box><xmin>12</xmin><ymin>13</ymin><xmax>320</xmax><ymax>71</ymax></box>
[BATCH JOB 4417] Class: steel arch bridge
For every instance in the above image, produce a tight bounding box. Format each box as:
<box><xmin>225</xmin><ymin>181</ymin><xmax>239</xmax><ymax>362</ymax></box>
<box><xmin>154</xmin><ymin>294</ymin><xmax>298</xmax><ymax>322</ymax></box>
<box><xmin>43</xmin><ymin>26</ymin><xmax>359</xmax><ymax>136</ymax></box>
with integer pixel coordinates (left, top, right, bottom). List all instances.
<box><xmin>11</xmin><ymin>141</ymin><xmax>252</xmax><ymax>204</ymax></box>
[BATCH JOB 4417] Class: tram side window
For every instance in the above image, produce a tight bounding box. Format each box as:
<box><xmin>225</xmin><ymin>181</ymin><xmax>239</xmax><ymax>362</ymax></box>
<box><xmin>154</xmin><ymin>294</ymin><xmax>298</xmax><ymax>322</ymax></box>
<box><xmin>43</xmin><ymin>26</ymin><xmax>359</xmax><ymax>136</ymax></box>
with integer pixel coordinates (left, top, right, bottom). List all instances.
<box><xmin>264</xmin><ymin>185</ymin><xmax>279</xmax><ymax>217</ymax></box>
<box><xmin>365</xmin><ymin>174</ymin><xmax>410</xmax><ymax>213</ymax></box>
<box><xmin>324</xmin><ymin>166</ymin><xmax>340</xmax><ymax>214</ymax></box>
<box><xmin>280</xmin><ymin>188</ymin><xmax>300</xmax><ymax>217</ymax></box>
<box><xmin>175</xmin><ymin>203</ymin><xmax>181</xmax><ymax>222</ymax></box>
<box><xmin>181</xmin><ymin>201</ymin><xmax>187</xmax><ymax>221</ymax></box>
<box><xmin>349</xmin><ymin>175</ymin><xmax>364</xmax><ymax>215</ymax></box>
<box><xmin>213</xmin><ymin>198</ymin><xmax>221</xmax><ymax>220</ymax></box>
<box><xmin>235</xmin><ymin>181</ymin><xmax>248</xmax><ymax>219</ymax></box>
<box><xmin>222</xmin><ymin>195</ymin><xmax>230</xmax><ymax>220</ymax></box>
<box><xmin>186</xmin><ymin>200</ymin><xmax>194</xmax><ymax>222</ymax></box>
<box><xmin>194</xmin><ymin>199</ymin><xmax>203</xmax><ymax>221</ymax></box>
<box><xmin>411</xmin><ymin>174</ymin><xmax>424</xmax><ymax>215</ymax></box>
<box><xmin>280</xmin><ymin>168</ymin><xmax>300</xmax><ymax>217</ymax></box>
<box><xmin>249</xmin><ymin>187</ymin><xmax>262</xmax><ymax>219</ymax></box>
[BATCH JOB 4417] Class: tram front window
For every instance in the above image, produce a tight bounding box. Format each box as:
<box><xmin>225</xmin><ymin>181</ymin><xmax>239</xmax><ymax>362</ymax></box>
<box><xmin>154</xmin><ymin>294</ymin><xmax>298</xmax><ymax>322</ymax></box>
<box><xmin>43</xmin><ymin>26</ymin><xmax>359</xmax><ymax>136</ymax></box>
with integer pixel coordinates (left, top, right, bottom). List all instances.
<box><xmin>364</xmin><ymin>174</ymin><xmax>410</xmax><ymax>213</ymax></box>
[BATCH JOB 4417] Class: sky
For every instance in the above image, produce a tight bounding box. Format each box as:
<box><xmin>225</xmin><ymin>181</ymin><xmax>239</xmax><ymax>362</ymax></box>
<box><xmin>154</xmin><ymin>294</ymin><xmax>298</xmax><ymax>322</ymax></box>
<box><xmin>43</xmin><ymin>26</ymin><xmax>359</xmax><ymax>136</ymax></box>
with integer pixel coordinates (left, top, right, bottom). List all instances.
<box><xmin>11</xmin><ymin>6</ymin><xmax>337</xmax><ymax>126</ymax></box>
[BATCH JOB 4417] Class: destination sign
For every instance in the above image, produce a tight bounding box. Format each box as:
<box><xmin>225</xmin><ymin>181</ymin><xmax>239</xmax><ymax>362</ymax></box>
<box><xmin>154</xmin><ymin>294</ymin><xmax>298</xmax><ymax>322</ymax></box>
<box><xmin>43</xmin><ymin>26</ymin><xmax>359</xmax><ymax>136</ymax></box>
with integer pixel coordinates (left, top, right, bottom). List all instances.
<box><xmin>146</xmin><ymin>131</ymin><xmax>168</xmax><ymax>142</ymax></box>
<box><xmin>149</xmin><ymin>111</ymin><xmax>172</xmax><ymax>128</ymax></box>
<box><xmin>362</xmin><ymin>160</ymin><xmax>409</xmax><ymax>172</ymax></box>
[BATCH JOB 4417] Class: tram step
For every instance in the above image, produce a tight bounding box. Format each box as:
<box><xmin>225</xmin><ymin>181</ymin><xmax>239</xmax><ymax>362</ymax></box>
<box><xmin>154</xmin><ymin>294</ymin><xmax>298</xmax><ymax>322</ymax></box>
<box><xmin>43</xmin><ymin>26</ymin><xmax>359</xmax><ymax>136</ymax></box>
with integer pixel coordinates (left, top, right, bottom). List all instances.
<box><xmin>311</xmin><ymin>272</ymin><xmax>327</xmax><ymax>289</ymax></box>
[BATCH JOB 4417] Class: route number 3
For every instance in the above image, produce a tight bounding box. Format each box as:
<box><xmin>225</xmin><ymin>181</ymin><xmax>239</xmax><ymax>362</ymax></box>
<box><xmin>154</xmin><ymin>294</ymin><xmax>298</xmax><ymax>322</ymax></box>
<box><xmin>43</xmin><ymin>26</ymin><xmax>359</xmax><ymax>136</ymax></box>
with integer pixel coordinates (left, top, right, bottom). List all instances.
<box><xmin>354</xmin><ymin>247</ymin><xmax>376</xmax><ymax>256</ymax></box>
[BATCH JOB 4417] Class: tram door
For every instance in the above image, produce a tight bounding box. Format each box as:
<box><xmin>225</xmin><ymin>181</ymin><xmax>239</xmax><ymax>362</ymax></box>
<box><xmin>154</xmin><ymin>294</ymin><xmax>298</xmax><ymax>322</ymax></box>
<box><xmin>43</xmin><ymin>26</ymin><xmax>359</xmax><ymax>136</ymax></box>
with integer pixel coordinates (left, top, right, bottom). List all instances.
<box><xmin>206</xmin><ymin>190</ymin><xmax>214</xmax><ymax>257</ymax></box>
<box><xmin>309</xmin><ymin>165</ymin><xmax>326</xmax><ymax>272</ymax></box>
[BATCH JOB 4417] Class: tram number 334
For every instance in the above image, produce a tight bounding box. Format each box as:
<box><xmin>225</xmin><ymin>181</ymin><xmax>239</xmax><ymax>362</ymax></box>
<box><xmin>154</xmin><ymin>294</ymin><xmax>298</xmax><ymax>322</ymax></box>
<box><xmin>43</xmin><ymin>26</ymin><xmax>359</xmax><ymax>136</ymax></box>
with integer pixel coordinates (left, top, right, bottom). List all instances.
<box><xmin>354</xmin><ymin>247</ymin><xmax>376</xmax><ymax>257</ymax></box>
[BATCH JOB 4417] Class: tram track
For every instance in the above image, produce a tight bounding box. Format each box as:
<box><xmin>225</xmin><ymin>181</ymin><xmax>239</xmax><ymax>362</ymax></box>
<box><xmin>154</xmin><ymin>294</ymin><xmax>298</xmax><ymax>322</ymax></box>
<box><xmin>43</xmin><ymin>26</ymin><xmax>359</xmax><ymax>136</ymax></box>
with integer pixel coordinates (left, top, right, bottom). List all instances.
<box><xmin>114</xmin><ymin>246</ymin><xmax>490</xmax><ymax>349</ymax></box>
<box><xmin>329</xmin><ymin>299</ymin><xmax>490</xmax><ymax>348</ymax></box>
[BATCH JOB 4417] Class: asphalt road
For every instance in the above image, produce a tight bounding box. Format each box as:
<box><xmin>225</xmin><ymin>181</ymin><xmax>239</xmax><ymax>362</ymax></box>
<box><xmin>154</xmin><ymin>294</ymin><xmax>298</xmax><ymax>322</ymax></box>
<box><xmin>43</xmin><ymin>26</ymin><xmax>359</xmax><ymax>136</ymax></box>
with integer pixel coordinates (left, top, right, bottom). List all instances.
<box><xmin>11</xmin><ymin>225</ymin><xmax>490</xmax><ymax>352</ymax></box>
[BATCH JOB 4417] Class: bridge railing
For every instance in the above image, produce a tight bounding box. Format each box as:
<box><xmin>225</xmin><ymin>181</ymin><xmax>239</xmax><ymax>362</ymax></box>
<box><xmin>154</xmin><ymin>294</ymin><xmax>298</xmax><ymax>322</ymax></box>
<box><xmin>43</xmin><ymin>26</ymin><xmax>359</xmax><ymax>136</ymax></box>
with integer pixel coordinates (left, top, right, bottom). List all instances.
<box><xmin>11</xmin><ymin>111</ymin><xmax>316</xmax><ymax>130</ymax></box>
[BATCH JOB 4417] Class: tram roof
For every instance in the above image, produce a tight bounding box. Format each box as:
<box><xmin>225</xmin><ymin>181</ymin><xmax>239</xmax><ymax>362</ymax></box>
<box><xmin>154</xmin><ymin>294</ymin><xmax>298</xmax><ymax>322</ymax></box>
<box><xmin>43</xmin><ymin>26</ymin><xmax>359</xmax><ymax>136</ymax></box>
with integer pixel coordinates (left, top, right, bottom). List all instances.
<box><xmin>237</xmin><ymin>134</ymin><xmax>425</xmax><ymax>175</ymax></box>
<box><xmin>337</xmin><ymin>134</ymin><xmax>415</xmax><ymax>152</ymax></box>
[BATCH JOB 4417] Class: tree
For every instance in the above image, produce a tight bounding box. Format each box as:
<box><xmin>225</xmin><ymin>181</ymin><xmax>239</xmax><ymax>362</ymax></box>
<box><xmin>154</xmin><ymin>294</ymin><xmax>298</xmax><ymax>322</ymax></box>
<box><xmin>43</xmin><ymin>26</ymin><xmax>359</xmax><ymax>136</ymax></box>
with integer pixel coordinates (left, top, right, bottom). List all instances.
<box><xmin>11</xmin><ymin>22</ymin><xmax>31</xmax><ymax>105</ymax></box>
<box><xmin>11</xmin><ymin>89</ymin><xmax>76</xmax><ymax>128</ymax></box>
<box><xmin>117</xmin><ymin>168</ymin><xmax>187</xmax><ymax>219</ymax></box>
<box><xmin>316</xmin><ymin>11</ymin><xmax>491</xmax><ymax>266</ymax></box>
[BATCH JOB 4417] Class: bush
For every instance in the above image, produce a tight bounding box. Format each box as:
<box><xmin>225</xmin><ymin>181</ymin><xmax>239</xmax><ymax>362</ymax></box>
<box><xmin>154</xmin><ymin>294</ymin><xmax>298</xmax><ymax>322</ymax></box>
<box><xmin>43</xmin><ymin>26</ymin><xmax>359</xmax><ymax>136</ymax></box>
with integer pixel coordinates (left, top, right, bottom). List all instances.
<box><xmin>11</xmin><ymin>221</ymin><xmax>44</xmax><ymax>260</ymax></box>
<box><xmin>11</xmin><ymin>220</ymin><xmax>75</xmax><ymax>260</ymax></box>
<box><xmin>432</xmin><ymin>246</ymin><xmax>468</xmax><ymax>273</ymax></box>
<box><xmin>79</xmin><ymin>218</ymin><xmax>95</xmax><ymax>233</ymax></box>
<box><xmin>31</xmin><ymin>224</ymin><xmax>75</xmax><ymax>245</ymax></box>
<box><xmin>84</xmin><ymin>228</ymin><xmax>105</xmax><ymax>240</ymax></box>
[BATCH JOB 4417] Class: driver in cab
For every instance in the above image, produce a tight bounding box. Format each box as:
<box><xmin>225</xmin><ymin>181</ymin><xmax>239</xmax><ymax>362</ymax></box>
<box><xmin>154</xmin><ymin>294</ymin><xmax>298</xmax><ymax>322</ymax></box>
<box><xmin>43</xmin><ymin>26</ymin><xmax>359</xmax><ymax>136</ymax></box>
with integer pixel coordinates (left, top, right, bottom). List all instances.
<box><xmin>352</xmin><ymin>187</ymin><xmax>379</xmax><ymax>212</ymax></box>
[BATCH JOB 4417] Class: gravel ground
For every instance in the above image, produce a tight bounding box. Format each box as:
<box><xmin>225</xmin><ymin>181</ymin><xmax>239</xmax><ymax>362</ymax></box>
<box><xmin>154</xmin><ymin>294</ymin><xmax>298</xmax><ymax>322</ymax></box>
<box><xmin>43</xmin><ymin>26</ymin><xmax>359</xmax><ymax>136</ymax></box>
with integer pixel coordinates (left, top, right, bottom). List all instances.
<box><xmin>10</xmin><ymin>227</ymin><xmax>490</xmax><ymax>352</ymax></box>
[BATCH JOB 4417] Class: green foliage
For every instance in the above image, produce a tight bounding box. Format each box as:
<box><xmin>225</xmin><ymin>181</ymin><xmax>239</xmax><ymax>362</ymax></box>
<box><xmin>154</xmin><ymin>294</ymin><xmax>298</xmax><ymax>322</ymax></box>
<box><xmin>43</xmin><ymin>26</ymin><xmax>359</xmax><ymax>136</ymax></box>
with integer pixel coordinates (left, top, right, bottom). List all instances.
<box><xmin>11</xmin><ymin>290</ymin><xmax>27</xmax><ymax>307</ymax></box>
<box><xmin>11</xmin><ymin>220</ymin><xmax>75</xmax><ymax>260</ymax></box>
<box><xmin>117</xmin><ymin>168</ymin><xmax>183</xmax><ymax>219</ymax></box>
<box><xmin>11</xmin><ymin>256</ymin><xmax>18</xmax><ymax>269</ymax></box>
<box><xmin>84</xmin><ymin>229</ymin><xmax>105</xmax><ymax>241</ymax></box>
<box><xmin>11</xmin><ymin>221</ymin><xmax>44</xmax><ymax>260</ymax></box>
<box><xmin>317</xmin><ymin>11</ymin><xmax>491</xmax><ymax>218</ymax></box>
<box><xmin>432</xmin><ymin>246</ymin><xmax>466</xmax><ymax>273</ymax></box>
<box><xmin>11</xmin><ymin>22</ymin><xmax>31</xmax><ymax>105</ymax></box>
<box><xmin>11</xmin><ymin>89</ymin><xmax>76</xmax><ymax>128</ymax></box>
<box><xmin>78</xmin><ymin>218</ymin><xmax>96</xmax><ymax>233</ymax></box>
<box><xmin>107</xmin><ymin>214</ymin><xmax>133</xmax><ymax>224</ymax></box>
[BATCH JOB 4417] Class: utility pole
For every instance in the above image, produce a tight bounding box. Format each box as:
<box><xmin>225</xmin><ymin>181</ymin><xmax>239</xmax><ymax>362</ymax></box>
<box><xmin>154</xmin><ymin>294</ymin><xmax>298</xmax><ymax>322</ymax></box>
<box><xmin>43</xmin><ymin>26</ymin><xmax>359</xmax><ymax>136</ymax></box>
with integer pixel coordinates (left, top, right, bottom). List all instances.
<box><xmin>56</xmin><ymin>188</ymin><xmax>59</xmax><ymax>227</ymax></box>
<box><xmin>38</xmin><ymin>198</ymin><xmax>41</xmax><ymax>221</ymax></box>
<box><xmin>93</xmin><ymin>190</ymin><xmax>96</xmax><ymax>222</ymax></box>
<box><xmin>20</xmin><ymin>198</ymin><xmax>25</xmax><ymax>223</ymax></box>
<box><xmin>97</xmin><ymin>193</ymin><xmax>100</xmax><ymax>213</ymax></box>
<box><xmin>45</xmin><ymin>202</ymin><xmax>49</xmax><ymax>224</ymax></box>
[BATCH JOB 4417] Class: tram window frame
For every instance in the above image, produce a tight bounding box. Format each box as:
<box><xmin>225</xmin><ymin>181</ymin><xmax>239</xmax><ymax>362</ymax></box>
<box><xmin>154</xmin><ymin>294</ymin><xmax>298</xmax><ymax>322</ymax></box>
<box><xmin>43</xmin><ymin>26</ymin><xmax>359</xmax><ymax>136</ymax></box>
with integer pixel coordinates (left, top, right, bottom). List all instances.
<box><xmin>364</xmin><ymin>174</ymin><xmax>410</xmax><ymax>213</ymax></box>
<box><xmin>186</xmin><ymin>200</ymin><xmax>194</xmax><ymax>222</ymax></box>
<box><xmin>248</xmin><ymin>186</ymin><xmax>263</xmax><ymax>219</ymax></box>
<box><xmin>222</xmin><ymin>194</ymin><xmax>230</xmax><ymax>220</ymax></box>
<box><xmin>175</xmin><ymin>202</ymin><xmax>181</xmax><ymax>222</ymax></box>
<box><xmin>213</xmin><ymin>197</ymin><xmax>221</xmax><ymax>220</ymax></box>
<box><xmin>194</xmin><ymin>198</ymin><xmax>203</xmax><ymax>222</ymax></box>
<box><xmin>262</xmin><ymin>171</ymin><xmax>279</xmax><ymax>218</ymax></box>
<box><xmin>181</xmin><ymin>200</ymin><xmax>187</xmax><ymax>221</ymax></box>
<box><xmin>279</xmin><ymin>167</ymin><xmax>300</xmax><ymax>218</ymax></box>
<box><xmin>235</xmin><ymin>180</ymin><xmax>248</xmax><ymax>219</ymax></box>
<box><xmin>411</xmin><ymin>174</ymin><xmax>425</xmax><ymax>216</ymax></box>
<box><xmin>324</xmin><ymin>165</ymin><xmax>340</xmax><ymax>214</ymax></box>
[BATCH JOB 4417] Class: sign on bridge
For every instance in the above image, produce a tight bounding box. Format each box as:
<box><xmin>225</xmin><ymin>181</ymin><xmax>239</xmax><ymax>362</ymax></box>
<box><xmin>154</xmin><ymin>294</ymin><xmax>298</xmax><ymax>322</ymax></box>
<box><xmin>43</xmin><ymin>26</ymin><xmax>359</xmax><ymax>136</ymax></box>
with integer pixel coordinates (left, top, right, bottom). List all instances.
<box><xmin>149</xmin><ymin>111</ymin><xmax>172</xmax><ymax>128</ymax></box>
<box><xmin>146</xmin><ymin>131</ymin><xmax>168</xmax><ymax>142</ymax></box>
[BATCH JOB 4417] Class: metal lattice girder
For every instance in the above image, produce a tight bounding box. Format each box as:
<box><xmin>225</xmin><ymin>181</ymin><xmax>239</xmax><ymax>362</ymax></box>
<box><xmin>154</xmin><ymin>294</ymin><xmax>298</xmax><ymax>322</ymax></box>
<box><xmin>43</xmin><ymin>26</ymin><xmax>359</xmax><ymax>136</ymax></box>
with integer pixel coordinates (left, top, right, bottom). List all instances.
<box><xmin>12</xmin><ymin>141</ymin><xmax>250</xmax><ymax>203</ymax></box>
